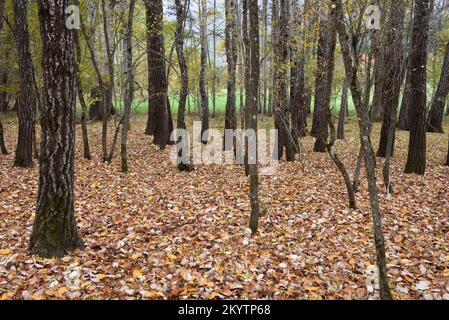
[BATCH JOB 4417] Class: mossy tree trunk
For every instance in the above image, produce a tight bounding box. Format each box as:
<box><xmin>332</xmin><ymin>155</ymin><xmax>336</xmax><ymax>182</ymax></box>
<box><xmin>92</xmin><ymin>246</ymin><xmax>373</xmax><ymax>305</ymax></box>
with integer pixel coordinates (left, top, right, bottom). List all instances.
<box><xmin>29</xmin><ymin>0</ymin><xmax>82</xmax><ymax>258</ymax></box>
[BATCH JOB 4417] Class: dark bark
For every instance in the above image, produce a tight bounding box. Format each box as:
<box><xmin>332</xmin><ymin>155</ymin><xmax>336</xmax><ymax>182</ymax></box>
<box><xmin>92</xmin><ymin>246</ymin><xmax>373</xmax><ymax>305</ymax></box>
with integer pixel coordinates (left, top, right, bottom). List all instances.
<box><xmin>174</xmin><ymin>0</ymin><xmax>192</xmax><ymax>171</ymax></box>
<box><xmin>30</xmin><ymin>0</ymin><xmax>82</xmax><ymax>258</ymax></box>
<box><xmin>377</xmin><ymin>1</ymin><xmax>406</xmax><ymax>159</ymax></box>
<box><xmin>100</xmin><ymin>0</ymin><xmax>116</xmax><ymax>162</ymax></box>
<box><xmin>0</xmin><ymin>0</ymin><xmax>6</xmax><ymax>155</ymax></box>
<box><xmin>397</xmin><ymin>58</ymin><xmax>411</xmax><ymax>131</ymax></box>
<box><xmin>405</xmin><ymin>0</ymin><xmax>432</xmax><ymax>175</ymax></box>
<box><xmin>13</xmin><ymin>0</ymin><xmax>36</xmax><ymax>168</ymax></box>
<box><xmin>247</xmin><ymin>0</ymin><xmax>260</xmax><ymax>234</ymax></box>
<box><xmin>326</xmin><ymin>111</ymin><xmax>356</xmax><ymax>209</ymax></box>
<box><xmin>199</xmin><ymin>0</ymin><xmax>209</xmax><ymax>144</ymax></box>
<box><xmin>382</xmin><ymin>0</ymin><xmax>406</xmax><ymax>194</ymax></box>
<box><xmin>224</xmin><ymin>0</ymin><xmax>238</xmax><ymax>151</ymax></box>
<box><xmin>427</xmin><ymin>41</ymin><xmax>449</xmax><ymax>133</ymax></box>
<box><xmin>0</xmin><ymin>119</ymin><xmax>7</xmax><ymax>154</ymax></box>
<box><xmin>120</xmin><ymin>0</ymin><xmax>135</xmax><ymax>173</ymax></box>
<box><xmin>337</xmin><ymin>78</ymin><xmax>349</xmax><ymax>140</ymax></box>
<box><xmin>273</xmin><ymin>0</ymin><xmax>294</xmax><ymax>161</ymax></box>
<box><xmin>144</xmin><ymin>0</ymin><xmax>169</xmax><ymax>149</ymax></box>
<box><xmin>371</xmin><ymin>28</ymin><xmax>385</xmax><ymax>122</ymax></box>
<box><xmin>74</xmin><ymin>24</ymin><xmax>91</xmax><ymax>160</ymax></box>
<box><xmin>312</xmin><ymin>6</ymin><xmax>337</xmax><ymax>153</ymax></box>
<box><xmin>175</xmin><ymin>0</ymin><xmax>189</xmax><ymax>132</ymax></box>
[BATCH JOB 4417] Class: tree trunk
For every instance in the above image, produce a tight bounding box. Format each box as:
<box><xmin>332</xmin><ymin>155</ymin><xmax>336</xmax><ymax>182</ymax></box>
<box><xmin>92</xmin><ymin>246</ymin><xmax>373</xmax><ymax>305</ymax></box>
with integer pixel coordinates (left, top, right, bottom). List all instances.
<box><xmin>224</xmin><ymin>0</ymin><xmax>238</xmax><ymax>151</ymax></box>
<box><xmin>273</xmin><ymin>0</ymin><xmax>294</xmax><ymax>161</ymax></box>
<box><xmin>121</xmin><ymin>0</ymin><xmax>136</xmax><ymax>173</ymax></box>
<box><xmin>446</xmin><ymin>135</ymin><xmax>449</xmax><ymax>166</ymax></box>
<box><xmin>377</xmin><ymin>1</ymin><xmax>406</xmax><ymax>159</ymax></box>
<box><xmin>176</xmin><ymin>0</ymin><xmax>189</xmax><ymax>132</ymax></box>
<box><xmin>13</xmin><ymin>0</ymin><xmax>36</xmax><ymax>168</ymax></box>
<box><xmin>74</xmin><ymin>24</ymin><xmax>91</xmax><ymax>160</ymax></box>
<box><xmin>427</xmin><ymin>41</ymin><xmax>449</xmax><ymax>133</ymax></box>
<box><xmin>100</xmin><ymin>0</ymin><xmax>116</xmax><ymax>162</ymax></box>
<box><xmin>30</xmin><ymin>0</ymin><xmax>82</xmax><ymax>258</ymax></box>
<box><xmin>247</xmin><ymin>0</ymin><xmax>260</xmax><ymax>234</ymax></box>
<box><xmin>199</xmin><ymin>0</ymin><xmax>209</xmax><ymax>144</ymax></box>
<box><xmin>337</xmin><ymin>78</ymin><xmax>349</xmax><ymax>139</ymax></box>
<box><xmin>397</xmin><ymin>57</ymin><xmax>411</xmax><ymax>131</ymax></box>
<box><xmin>144</xmin><ymin>0</ymin><xmax>169</xmax><ymax>149</ymax></box>
<box><xmin>0</xmin><ymin>0</ymin><xmax>6</xmax><ymax>155</ymax></box>
<box><xmin>313</xmin><ymin>6</ymin><xmax>337</xmax><ymax>153</ymax></box>
<box><xmin>382</xmin><ymin>0</ymin><xmax>406</xmax><ymax>194</ymax></box>
<box><xmin>405</xmin><ymin>0</ymin><xmax>432</xmax><ymax>175</ymax></box>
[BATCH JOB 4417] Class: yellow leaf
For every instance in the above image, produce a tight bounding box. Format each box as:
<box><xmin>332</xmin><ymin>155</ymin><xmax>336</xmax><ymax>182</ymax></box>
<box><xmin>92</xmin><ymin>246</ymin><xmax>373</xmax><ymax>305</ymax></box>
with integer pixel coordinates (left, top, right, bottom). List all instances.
<box><xmin>0</xmin><ymin>249</ymin><xmax>11</xmax><ymax>255</ymax></box>
<box><xmin>131</xmin><ymin>253</ymin><xmax>141</xmax><ymax>260</ymax></box>
<box><xmin>97</xmin><ymin>274</ymin><xmax>106</xmax><ymax>280</ymax></box>
<box><xmin>305</xmin><ymin>286</ymin><xmax>320</xmax><ymax>291</ymax></box>
<box><xmin>133</xmin><ymin>269</ymin><xmax>143</xmax><ymax>278</ymax></box>
<box><xmin>58</xmin><ymin>287</ymin><xmax>68</xmax><ymax>295</ymax></box>
<box><xmin>167</xmin><ymin>253</ymin><xmax>177</xmax><ymax>260</ymax></box>
<box><xmin>443</xmin><ymin>269</ymin><xmax>449</xmax><ymax>277</ymax></box>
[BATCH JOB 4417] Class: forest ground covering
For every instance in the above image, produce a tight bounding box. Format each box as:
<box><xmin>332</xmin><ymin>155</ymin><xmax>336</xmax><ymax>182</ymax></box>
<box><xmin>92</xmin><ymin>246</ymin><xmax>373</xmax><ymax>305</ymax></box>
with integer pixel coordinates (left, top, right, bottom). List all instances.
<box><xmin>0</xmin><ymin>114</ymin><xmax>448</xmax><ymax>300</ymax></box>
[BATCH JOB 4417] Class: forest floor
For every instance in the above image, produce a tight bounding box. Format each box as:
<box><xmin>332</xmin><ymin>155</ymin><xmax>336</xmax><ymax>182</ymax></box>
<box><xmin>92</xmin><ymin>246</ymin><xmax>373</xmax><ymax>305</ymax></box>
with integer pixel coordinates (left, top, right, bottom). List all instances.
<box><xmin>0</xmin><ymin>114</ymin><xmax>448</xmax><ymax>300</ymax></box>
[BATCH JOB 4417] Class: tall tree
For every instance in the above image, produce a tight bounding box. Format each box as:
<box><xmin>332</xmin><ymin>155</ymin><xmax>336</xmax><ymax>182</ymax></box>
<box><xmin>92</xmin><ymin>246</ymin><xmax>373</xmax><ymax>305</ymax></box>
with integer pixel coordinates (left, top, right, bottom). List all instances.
<box><xmin>247</xmin><ymin>0</ymin><xmax>260</xmax><ymax>234</ymax></box>
<box><xmin>224</xmin><ymin>0</ymin><xmax>238</xmax><ymax>150</ymax></box>
<box><xmin>175</xmin><ymin>0</ymin><xmax>189</xmax><ymax>132</ymax></box>
<box><xmin>121</xmin><ymin>0</ymin><xmax>136</xmax><ymax>173</ymax></box>
<box><xmin>74</xmin><ymin>16</ymin><xmax>91</xmax><ymax>160</ymax></box>
<box><xmin>30</xmin><ymin>0</ymin><xmax>82</xmax><ymax>257</ymax></box>
<box><xmin>337</xmin><ymin>78</ymin><xmax>349</xmax><ymax>140</ymax></box>
<box><xmin>199</xmin><ymin>0</ymin><xmax>209</xmax><ymax>143</ymax></box>
<box><xmin>175</xmin><ymin>0</ymin><xmax>193</xmax><ymax>171</ymax></box>
<box><xmin>397</xmin><ymin>58</ymin><xmax>412</xmax><ymax>131</ymax></box>
<box><xmin>335</xmin><ymin>0</ymin><xmax>392</xmax><ymax>299</ymax></box>
<box><xmin>144</xmin><ymin>0</ymin><xmax>170</xmax><ymax>149</ymax></box>
<box><xmin>376</xmin><ymin>1</ymin><xmax>406</xmax><ymax>158</ymax></box>
<box><xmin>100</xmin><ymin>0</ymin><xmax>116</xmax><ymax>162</ymax></box>
<box><xmin>273</xmin><ymin>0</ymin><xmax>294</xmax><ymax>161</ymax></box>
<box><xmin>0</xmin><ymin>0</ymin><xmax>7</xmax><ymax>155</ymax></box>
<box><xmin>13</xmin><ymin>0</ymin><xmax>36</xmax><ymax>168</ymax></box>
<box><xmin>427</xmin><ymin>40</ymin><xmax>449</xmax><ymax>133</ymax></box>
<box><xmin>381</xmin><ymin>0</ymin><xmax>406</xmax><ymax>193</ymax></box>
<box><xmin>405</xmin><ymin>0</ymin><xmax>432</xmax><ymax>175</ymax></box>
<box><xmin>312</xmin><ymin>3</ymin><xmax>338</xmax><ymax>153</ymax></box>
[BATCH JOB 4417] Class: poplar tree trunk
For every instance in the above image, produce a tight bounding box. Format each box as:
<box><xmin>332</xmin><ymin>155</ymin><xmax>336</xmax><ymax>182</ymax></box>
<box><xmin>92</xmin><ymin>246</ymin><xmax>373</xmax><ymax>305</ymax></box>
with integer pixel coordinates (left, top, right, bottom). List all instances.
<box><xmin>377</xmin><ymin>1</ymin><xmax>406</xmax><ymax>158</ymax></box>
<box><xmin>427</xmin><ymin>41</ymin><xmax>449</xmax><ymax>133</ymax></box>
<box><xmin>74</xmin><ymin>24</ymin><xmax>91</xmax><ymax>160</ymax></box>
<box><xmin>199</xmin><ymin>0</ymin><xmax>209</xmax><ymax>144</ymax></box>
<box><xmin>405</xmin><ymin>0</ymin><xmax>432</xmax><ymax>175</ymax></box>
<box><xmin>144</xmin><ymin>0</ymin><xmax>169</xmax><ymax>149</ymax></box>
<box><xmin>121</xmin><ymin>0</ymin><xmax>136</xmax><ymax>173</ymax></box>
<box><xmin>30</xmin><ymin>0</ymin><xmax>82</xmax><ymax>258</ymax></box>
<box><xmin>224</xmin><ymin>0</ymin><xmax>238</xmax><ymax>151</ymax></box>
<box><xmin>337</xmin><ymin>78</ymin><xmax>349</xmax><ymax>140</ymax></box>
<box><xmin>0</xmin><ymin>0</ymin><xmax>6</xmax><ymax>155</ymax></box>
<box><xmin>273</xmin><ymin>0</ymin><xmax>294</xmax><ymax>161</ymax></box>
<box><xmin>13</xmin><ymin>0</ymin><xmax>36</xmax><ymax>168</ymax></box>
<box><xmin>397</xmin><ymin>57</ymin><xmax>412</xmax><ymax>131</ymax></box>
<box><xmin>313</xmin><ymin>6</ymin><xmax>337</xmax><ymax>153</ymax></box>
<box><xmin>382</xmin><ymin>0</ymin><xmax>406</xmax><ymax>193</ymax></box>
<box><xmin>247</xmin><ymin>0</ymin><xmax>260</xmax><ymax>234</ymax></box>
<box><xmin>175</xmin><ymin>0</ymin><xmax>189</xmax><ymax>132</ymax></box>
